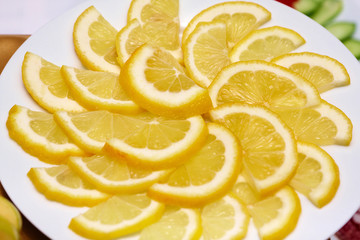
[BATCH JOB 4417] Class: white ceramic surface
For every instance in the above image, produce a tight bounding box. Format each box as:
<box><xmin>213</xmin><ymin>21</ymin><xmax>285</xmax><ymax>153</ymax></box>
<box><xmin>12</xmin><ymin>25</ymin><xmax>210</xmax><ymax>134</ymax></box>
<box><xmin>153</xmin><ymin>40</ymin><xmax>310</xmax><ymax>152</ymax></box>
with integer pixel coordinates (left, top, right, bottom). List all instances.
<box><xmin>0</xmin><ymin>0</ymin><xmax>360</xmax><ymax>239</ymax></box>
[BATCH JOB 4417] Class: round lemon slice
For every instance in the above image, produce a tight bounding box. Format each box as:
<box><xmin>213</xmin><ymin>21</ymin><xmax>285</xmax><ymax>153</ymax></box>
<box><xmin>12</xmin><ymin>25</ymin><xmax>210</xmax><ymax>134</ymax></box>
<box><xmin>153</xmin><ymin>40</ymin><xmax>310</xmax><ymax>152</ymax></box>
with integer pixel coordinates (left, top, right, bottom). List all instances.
<box><xmin>22</xmin><ymin>52</ymin><xmax>86</xmax><ymax>113</ymax></box>
<box><xmin>248</xmin><ymin>186</ymin><xmax>301</xmax><ymax>240</ymax></box>
<box><xmin>208</xmin><ymin>60</ymin><xmax>321</xmax><ymax>110</ymax></box>
<box><xmin>140</xmin><ymin>207</ymin><xmax>201</xmax><ymax>240</ymax></box>
<box><xmin>28</xmin><ymin>165</ymin><xmax>109</xmax><ymax>207</ymax></box>
<box><xmin>230</xmin><ymin>26</ymin><xmax>305</xmax><ymax>62</ymax></box>
<box><xmin>69</xmin><ymin>193</ymin><xmax>164</xmax><ymax>239</ymax></box>
<box><xmin>209</xmin><ymin>103</ymin><xmax>298</xmax><ymax>194</ymax></box>
<box><xmin>290</xmin><ymin>141</ymin><xmax>340</xmax><ymax>208</ymax></box>
<box><xmin>148</xmin><ymin>123</ymin><xmax>241</xmax><ymax>207</ymax></box>
<box><xmin>73</xmin><ymin>6</ymin><xmax>120</xmax><ymax>74</ymax></box>
<box><xmin>120</xmin><ymin>44</ymin><xmax>212</xmax><ymax>118</ymax></box>
<box><xmin>6</xmin><ymin>105</ymin><xmax>85</xmax><ymax>164</ymax></box>
<box><xmin>61</xmin><ymin>65</ymin><xmax>141</xmax><ymax>113</ymax></box>
<box><xmin>201</xmin><ymin>194</ymin><xmax>250</xmax><ymax>240</ymax></box>
<box><xmin>182</xmin><ymin>1</ymin><xmax>271</xmax><ymax>48</ymax></box>
<box><xmin>272</xmin><ymin>52</ymin><xmax>350</xmax><ymax>93</ymax></box>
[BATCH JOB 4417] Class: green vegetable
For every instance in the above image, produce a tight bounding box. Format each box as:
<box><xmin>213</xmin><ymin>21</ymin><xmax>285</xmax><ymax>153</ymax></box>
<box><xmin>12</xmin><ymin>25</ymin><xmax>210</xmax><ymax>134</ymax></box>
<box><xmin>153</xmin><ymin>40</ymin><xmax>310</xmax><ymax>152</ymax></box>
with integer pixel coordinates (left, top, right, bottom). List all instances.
<box><xmin>343</xmin><ymin>39</ymin><xmax>360</xmax><ymax>59</ymax></box>
<box><xmin>326</xmin><ymin>21</ymin><xmax>356</xmax><ymax>41</ymax></box>
<box><xmin>311</xmin><ymin>0</ymin><xmax>343</xmax><ymax>26</ymax></box>
<box><xmin>294</xmin><ymin>0</ymin><xmax>325</xmax><ymax>16</ymax></box>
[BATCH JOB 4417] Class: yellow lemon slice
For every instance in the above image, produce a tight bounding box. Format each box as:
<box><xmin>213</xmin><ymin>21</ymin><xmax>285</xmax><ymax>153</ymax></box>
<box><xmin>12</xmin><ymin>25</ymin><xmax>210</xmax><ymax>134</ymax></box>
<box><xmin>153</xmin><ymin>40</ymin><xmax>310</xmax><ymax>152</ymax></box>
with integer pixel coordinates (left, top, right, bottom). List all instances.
<box><xmin>6</xmin><ymin>105</ymin><xmax>85</xmax><ymax>164</ymax></box>
<box><xmin>68</xmin><ymin>153</ymin><xmax>170</xmax><ymax>194</ymax></box>
<box><xmin>61</xmin><ymin>65</ymin><xmax>141</xmax><ymax>113</ymax></box>
<box><xmin>183</xmin><ymin>21</ymin><xmax>230</xmax><ymax>88</ymax></box>
<box><xmin>290</xmin><ymin>141</ymin><xmax>340</xmax><ymax>208</ymax></box>
<box><xmin>272</xmin><ymin>52</ymin><xmax>350</xmax><ymax>93</ymax></box>
<box><xmin>69</xmin><ymin>193</ymin><xmax>164</xmax><ymax>239</ymax></box>
<box><xmin>182</xmin><ymin>1</ymin><xmax>271</xmax><ymax>48</ymax></box>
<box><xmin>209</xmin><ymin>103</ymin><xmax>297</xmax><ymax>194</ymax></box>
<box><xmin>148</xmin><ymin>123</ymin><xmax>241</xmax><ymax>207</ymax></box>
<box><xmin>232</xmin><ymin>173</ymin><xmax>261</xmax><ymax>205</ymax></box>
<box><xmin>28</xmin><ymin>165</ymin><xmax>109</xmax><ymax>207</ymax></box>
<box><xmin>22</xmin><ymin>52</ymin><xmax>86</xmax><ymax>113</ymax></box>
<box><xmin>120</xmin><ymin>44</ymin><xmax>212</xmax><ymax>118</ymax></box>
<box><xmin>139</xmin><ymin>206</ymin><xmax>201</xmax><ymax>240</ymax></box>
<box><xmin>54</xmin><ymin>110</ymin><xmax>207</xmax><ymax>169</ymax></box>
<box><xmin>230</xmin><ymin>26</ymin><xmax>305</xmax><ymax>62</ymax></box>
<box><xmin>201</xmin><ymin>194</ymin><xmax>250</xmax><ymax>240</ymax></box>
<box><xmin>73</xmin><ymin>6</ymin><xmax>120</xmax><ymax>73</ymax></box>
<box><xmin>275</xmin><ymin>99</ymin><xmax>353</xmax><ymax>146</ymax></box>
<box><xmin>248</xmin><ymin>186</ymin><xmax>301</xmax><ymax>240</ymax></box>
<box><xmin>208</xmin><ymin>60</ymin><xmax>321</xmax><ymax>110</ymax></box>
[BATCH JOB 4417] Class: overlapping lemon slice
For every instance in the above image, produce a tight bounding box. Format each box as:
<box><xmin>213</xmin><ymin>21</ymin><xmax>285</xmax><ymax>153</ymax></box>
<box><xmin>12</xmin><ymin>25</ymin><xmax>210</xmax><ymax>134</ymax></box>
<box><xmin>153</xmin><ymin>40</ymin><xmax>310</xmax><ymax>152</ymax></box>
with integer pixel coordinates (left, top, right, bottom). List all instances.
<box><xmin>201</xmin><ymin>194</ymin><xmax>250</xmax><ymax>240</ymax></box>
<box><xmin>272</xmin><ymin>52</ymin><xmax>350</xmax><ymax>93</ymax></box>
<box><xmin>139</xmin><ymin>206</ymin><xmax>201</xmax><ymax>240</ymax></box>
<box><xmin>22</xmin><ymin>52</ymin><xmax>86</xmax><ymax>113</ymax></box>
<box><xmin>148</xmin><ymin>123</ymin><xmax>241</xmax><ymax>207</ymax></box>
<box><xmin>183</xmin><ymin>22</ymin><xmax>230</xmax><ymax>88</ymax></box>
<box><xmin>230</xmin><ymin>26</ymin><xmax>305</xmax><ymax>62</ymax></box>
<box><xmin>69</xmin><ymin>193</ymin><xmax>164</xmax><ymax>239</ymax></box>
<box><xmin>208</xmin><ymin>61</ymin><xmax>321</xmax><ymax>110</ymax></box>
<box><xmin>68</xmin><ymin>153</ymin><xmax>170</xmax><ymax>194</ymax></box>
<box><xmin>248</xmin><ymin>186</ymin><xmax>301</xmax><ymax>240</ymax></box>
<box><xmin>120</xmin><ymin>44</ymin><xmax>212</xmax><ymax>118</ymax></box>
<box><xmin>117</xmin><ymin>0</ymin><xmax>181</xmax><ymax>65</ymax></box>
<box><xmin>290</xmin><ymin>141</ymin><xmax>340</xmax><ymax>208</ymax></box>
<box><xmin>209</xmin><ymin>104</ymin><xmax>298</xmax><ymax>194</ymax></box>
<box><xmin>7</xmin><ymin>105</ymin><xmax>85</xmax><ymax>164</ymax></box>
<box><xmin>182</xmin><ymin>1</ymin><xmax>271</xmax><ymax>48</ymax></box>
<box><xmin>54</xmin><ymin>110</ymin><xmax>207</xmax><ymax>169</ymax></box>
<box><xmin>28</xmin><ymin>165</ymin><xmax>109</xmax><ymax>207</ymax></box>
<box><xmin>61</xmin><ymin>66</ymin><xmax>141</xmax><ymax>113</ymax></box>
<box><xmin>275</xmin><ymin>99</ymin><xmax>352</xmax><ymax>146</ymax></box>
<box><xmin>232</xmin><ymin>173</ymin><xmax>260</xmax><ymax>205</ymax></box>
<box><xmin>73</xmin><ymin>6</ymin><xmax>120</xmax><ymax>73</ymax></box>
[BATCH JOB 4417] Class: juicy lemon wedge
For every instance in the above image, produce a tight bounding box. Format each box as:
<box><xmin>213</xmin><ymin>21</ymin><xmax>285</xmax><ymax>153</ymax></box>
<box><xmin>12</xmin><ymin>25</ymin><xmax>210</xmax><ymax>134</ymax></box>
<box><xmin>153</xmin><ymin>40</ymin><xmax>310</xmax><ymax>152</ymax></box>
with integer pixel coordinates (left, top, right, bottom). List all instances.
<box><xmin>272</xmin><ymin>52</ymin><xmax>350</xmax><ymax>93</ymax></box>
<box><xmin>148</xmin><ymin>123</ymin><xmax>241</xmax><ymax>207</ymax></box>
<box><xmin>7</xmin><ymin>105</ymin><xmax>85</xmax><ymax>164</ymax></box>
<box><xmin>201</xmin><ymin>194</ymin><xmax>250</xmax><ymax>240</ymax></box>
<box><xmin>73</xmin><ymin>6</ymin><xmax>120</xmax><ymax>73</ymax></box>
<box><xmin>69</xmin><ymin>193</ymin><xmax>164</xmax><ymax>240</ymax></box>
<box><xmin>290</xmin><ymin>141</ymin><xmax>340</xmax><ymax>208</ymax></box>
<box><xmin>182</xmin><ymin>1</ymin><xmax>271</xmax><ymax>48</ymax></box>
<box><xmin>120</xmin><ymin>44</ymin><xmax>212</xmax><ymax>119</ymax></box>
<box><xmin>22</xmin><ymin>52</ymin><xmax>86</xmax><ymax>113</ymax></box>
<box><xmin>61</xmin><ymin>65</ymin><xmax>141</xmax><ymax>113</ymax></box>
<box><xmin>230</xmin><ymin>26</ymin><xmax>305</xmax><ymax>62</ymax></box>
<box><xmin>209</xmin><ymin>103</ymin><xmax>298</xmax><ymax>194</ymax></box>
<box><xmin>28</xmin><ymin>165</ymin><xmax>109</xmax><ymax>207</ymax></box>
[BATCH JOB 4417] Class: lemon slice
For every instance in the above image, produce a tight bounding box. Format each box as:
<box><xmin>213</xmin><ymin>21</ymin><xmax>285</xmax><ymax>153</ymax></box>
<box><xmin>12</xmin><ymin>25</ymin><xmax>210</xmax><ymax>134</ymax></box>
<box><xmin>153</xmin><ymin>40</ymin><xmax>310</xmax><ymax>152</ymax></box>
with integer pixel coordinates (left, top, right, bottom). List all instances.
<box><xmin>73</xmin><ymin>6</ymin><xmax>120</xmax><ymax>74</ymax></box>
<box><xmin>6</xmin><ymin>105</ymin><xmax>85</xmax><ymax>164</ymax></box>
<box><xmin>0</xmin><ymin>197</ymin><xmax>22</xmax><ymax>231</ymax></box>
<box><xmin>272</xmin><ymin>52</ymin><xmax>350</xmax><ymax>93</ymax></box>
<box><xmin>140</xmin><ymin>206</ymin><xmax>201</xmax><ymax>240</ymax></box>
<box><xmin>182</xmin><ymin>1</ymin><xmax>271</xmax><ymax>48</ymax></box>
<box><xmin>230</xmin><ymin>26</ymin><xmax>305</xmax><ymax>62</ymax></box>
<box><xmin>232</xmin><ymin>174</ymin><xmax>260</xmax><ymax>205</ymax></box>
<box><xmin>183</xmin><ymin>22</ymin><xmax>230</xmax><ymax>88</ymax></box>
<box><xmin>148</xmin><ymin>123</ymin><xmax>241</xmax><ymax>207</ymax></box>
<box><xmin>54</xmin><ymin>110</ymin><xmax>207</xmax><ymax>169</ymax></box>
<box><xmin>61</xmin><ymin>65</ymin><xmax>141</xmax><ymax>113</ymax></box>
<box><xmin>275</xmin><ymin>99</ymin><xmax>353</xmax><ymax>146</ymax></box>
<box><xmin>68</xmin><ymin>153</ymin><xmax>170</xmax><ymax>194</ymax></box>
<box><xmin>28</xmin><ymin>165</ymin><xmax>109</xmax><ymax>207</ymax></box>
<box><xmin>248</xmin><ymin>186</ymin><xmax>301</xmax><ymax>240</ymax></box>
<box><xmin>290</xmin><ymin>141</ymin><xmax>340</xmax><ymax>208</ymax></box>
<box><xmin>120</xmin><ymin>44</ymin><xmax>212</xmax><ymax>118</ymax></box>
<box><xmin>208</xmin><ymin>60</ymin><xmax>321</xmax><ymax>110</ymax></box>
<box><xmin>201</xmin><ymin>194</ymin><xmax>250</xmax><ymax>240</ymax></box>
<box><xmin>209</xmin><ymin>103</ymin><xmax>297</xmax><ymax>194</ymax></box>
<box><xmin>22</xmin><ymin>52</ymin><xmax>86</xmax><ymax>113</ymax></box>
<box><xmin>69</xmin><ymin>193</ymin><xmax>164</xmax><ymax>239</ymax></box>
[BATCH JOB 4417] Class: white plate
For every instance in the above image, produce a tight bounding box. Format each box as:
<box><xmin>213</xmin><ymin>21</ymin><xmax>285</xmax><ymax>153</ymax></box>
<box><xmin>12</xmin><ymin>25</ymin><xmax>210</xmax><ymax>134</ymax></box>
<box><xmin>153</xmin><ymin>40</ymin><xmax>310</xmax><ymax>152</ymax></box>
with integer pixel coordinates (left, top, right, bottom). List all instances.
<box><xmin>1</xmin><ymin>0</ymin><xmax>360</xmax><ymax>239</ymax></box>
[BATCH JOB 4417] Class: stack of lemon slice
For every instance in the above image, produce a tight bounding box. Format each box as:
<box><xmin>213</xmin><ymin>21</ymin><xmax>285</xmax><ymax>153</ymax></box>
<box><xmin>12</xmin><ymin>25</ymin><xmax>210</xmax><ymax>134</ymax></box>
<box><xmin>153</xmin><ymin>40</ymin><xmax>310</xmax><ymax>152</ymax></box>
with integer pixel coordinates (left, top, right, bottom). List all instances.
<box><xmin>5</xmin><ymin>0</ymin><xmax>354</xmax><ymax>239</ymax></box>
